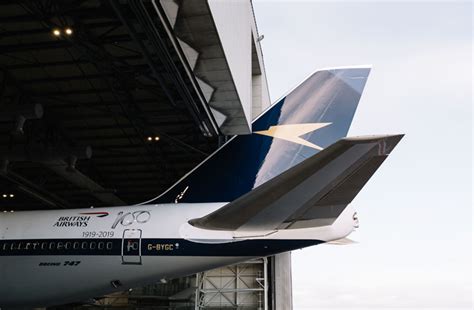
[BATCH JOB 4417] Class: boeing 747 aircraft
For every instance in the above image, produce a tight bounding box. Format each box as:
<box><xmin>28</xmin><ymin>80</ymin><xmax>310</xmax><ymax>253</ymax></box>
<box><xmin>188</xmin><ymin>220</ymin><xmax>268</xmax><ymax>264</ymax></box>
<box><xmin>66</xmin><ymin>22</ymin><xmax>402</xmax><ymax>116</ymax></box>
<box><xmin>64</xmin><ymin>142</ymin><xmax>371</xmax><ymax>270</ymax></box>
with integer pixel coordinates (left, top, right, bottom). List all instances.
<box><xmin>0</xmin><ymin>66</ymin><xmax>402</xmax><ymax>307</ymax></box>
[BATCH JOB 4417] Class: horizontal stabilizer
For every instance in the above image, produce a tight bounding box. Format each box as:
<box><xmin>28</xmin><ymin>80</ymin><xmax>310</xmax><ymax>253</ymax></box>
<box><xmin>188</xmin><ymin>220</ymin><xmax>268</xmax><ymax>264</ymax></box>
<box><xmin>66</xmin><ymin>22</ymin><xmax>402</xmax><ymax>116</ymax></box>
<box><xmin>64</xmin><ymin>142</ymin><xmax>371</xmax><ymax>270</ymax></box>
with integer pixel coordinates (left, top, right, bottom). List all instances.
<box><xmin>189</xmin><ymin>134</ymin><xmax>403</xmax><ymax>231</ymax></box>
<box><xmin>325</xmin><ymin>237</ymin><xmax>358</xmax><ymax>245</ymax></box>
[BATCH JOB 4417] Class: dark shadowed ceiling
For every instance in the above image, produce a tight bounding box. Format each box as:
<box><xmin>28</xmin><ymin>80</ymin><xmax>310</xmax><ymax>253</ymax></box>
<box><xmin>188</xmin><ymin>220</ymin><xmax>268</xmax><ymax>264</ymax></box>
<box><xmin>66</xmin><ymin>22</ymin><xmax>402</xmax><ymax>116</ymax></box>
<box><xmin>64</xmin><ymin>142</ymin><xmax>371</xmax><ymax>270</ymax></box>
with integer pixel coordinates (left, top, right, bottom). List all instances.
<box><xmin>0</xmin><ymin>0</ymin><xmax>221</xmax><ymax>211</ymax></box>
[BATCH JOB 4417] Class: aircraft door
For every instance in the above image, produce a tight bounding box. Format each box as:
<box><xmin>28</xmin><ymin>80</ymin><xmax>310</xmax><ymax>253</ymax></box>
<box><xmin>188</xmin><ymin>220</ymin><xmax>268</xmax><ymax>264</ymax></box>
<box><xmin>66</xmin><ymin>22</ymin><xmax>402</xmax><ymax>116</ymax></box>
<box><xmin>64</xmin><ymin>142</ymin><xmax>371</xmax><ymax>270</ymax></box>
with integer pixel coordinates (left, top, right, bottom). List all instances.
<box><xmin>121</xmin><ymin>229</ymin><xmax>142</xmax><ymax>265</ymax></box>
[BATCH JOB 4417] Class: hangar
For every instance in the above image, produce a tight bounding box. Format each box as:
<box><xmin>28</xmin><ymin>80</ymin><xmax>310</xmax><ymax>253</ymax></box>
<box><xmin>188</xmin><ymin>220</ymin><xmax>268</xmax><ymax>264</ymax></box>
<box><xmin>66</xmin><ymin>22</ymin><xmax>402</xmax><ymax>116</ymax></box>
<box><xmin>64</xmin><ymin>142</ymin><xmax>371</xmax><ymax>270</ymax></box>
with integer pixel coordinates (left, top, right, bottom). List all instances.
<box><xmin>0</xmin><ymin>0</ymin><xmax>292</xmax><ymax>309</ymax></box>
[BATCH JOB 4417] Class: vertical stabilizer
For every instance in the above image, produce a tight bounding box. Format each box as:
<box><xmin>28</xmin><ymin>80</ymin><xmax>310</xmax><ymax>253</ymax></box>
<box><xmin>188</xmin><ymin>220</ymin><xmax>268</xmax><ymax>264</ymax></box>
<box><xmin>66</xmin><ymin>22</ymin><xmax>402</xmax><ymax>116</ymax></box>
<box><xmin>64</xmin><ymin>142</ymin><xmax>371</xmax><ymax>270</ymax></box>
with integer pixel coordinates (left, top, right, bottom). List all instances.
<box><xmin>154</xmin><ymin>66</ymin><xmax>372</xmax><ymax>203</ymax></box>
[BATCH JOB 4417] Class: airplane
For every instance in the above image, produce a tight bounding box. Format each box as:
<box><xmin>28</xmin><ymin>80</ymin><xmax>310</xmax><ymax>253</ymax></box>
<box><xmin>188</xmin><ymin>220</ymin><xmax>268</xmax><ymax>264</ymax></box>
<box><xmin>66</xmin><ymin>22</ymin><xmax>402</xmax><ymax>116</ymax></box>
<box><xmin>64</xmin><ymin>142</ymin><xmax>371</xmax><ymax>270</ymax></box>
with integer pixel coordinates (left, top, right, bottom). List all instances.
<box><xmin>0</xmin><ymin>66</ymin><xmax>403</xmax><ymax>308</ymax></box>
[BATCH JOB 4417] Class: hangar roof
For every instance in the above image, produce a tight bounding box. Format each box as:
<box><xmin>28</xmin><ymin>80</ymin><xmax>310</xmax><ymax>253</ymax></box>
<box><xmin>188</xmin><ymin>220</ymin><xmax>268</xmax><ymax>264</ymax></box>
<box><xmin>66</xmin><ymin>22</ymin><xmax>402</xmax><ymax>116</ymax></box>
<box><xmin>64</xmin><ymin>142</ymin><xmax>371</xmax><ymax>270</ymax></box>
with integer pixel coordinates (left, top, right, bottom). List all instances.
<box><xmin>0</xmin><ymin>0</ymin><xmax>235</xmax><ymax>210</ymax></box>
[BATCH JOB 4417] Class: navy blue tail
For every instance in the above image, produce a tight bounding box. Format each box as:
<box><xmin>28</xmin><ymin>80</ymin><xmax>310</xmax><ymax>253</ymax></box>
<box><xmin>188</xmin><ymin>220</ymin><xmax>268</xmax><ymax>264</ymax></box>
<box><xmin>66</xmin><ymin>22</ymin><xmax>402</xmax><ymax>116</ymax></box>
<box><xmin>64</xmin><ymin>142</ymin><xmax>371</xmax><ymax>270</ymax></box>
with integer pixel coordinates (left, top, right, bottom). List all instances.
<box><xmin>153</xmin><ymin>67</ymin><xmax>371</xmax><ymax>203</ymax></box>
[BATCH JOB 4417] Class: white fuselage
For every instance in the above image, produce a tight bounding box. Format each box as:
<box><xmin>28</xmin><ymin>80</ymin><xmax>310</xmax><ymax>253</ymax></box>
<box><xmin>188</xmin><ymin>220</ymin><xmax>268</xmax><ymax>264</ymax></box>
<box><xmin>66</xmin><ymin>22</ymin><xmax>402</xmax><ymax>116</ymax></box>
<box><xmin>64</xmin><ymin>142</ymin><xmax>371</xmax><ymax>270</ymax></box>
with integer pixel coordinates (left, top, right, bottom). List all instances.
<box><xmin>0</xmin><ymin>203</ymin><xmax>356</xmax><ymax>307</ymax></box>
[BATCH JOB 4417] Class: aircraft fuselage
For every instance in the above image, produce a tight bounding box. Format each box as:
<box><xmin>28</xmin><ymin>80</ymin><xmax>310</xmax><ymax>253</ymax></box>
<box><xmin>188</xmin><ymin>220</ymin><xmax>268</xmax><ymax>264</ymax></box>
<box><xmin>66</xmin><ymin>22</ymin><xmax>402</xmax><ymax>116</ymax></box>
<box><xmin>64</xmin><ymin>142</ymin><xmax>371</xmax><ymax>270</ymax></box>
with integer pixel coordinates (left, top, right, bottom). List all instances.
<box><xmin>0</xmin><ymin>203</ymin><xmax>356</xmax><ymax>307</ymax></box>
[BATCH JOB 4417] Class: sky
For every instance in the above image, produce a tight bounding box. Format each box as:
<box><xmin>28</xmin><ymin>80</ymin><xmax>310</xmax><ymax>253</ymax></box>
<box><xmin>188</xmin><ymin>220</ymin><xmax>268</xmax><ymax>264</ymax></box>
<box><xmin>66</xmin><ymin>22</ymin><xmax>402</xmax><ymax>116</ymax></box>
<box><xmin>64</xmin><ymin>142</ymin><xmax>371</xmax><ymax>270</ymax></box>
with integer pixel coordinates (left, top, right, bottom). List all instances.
<box><xmin>253</xmin><ymin>1</ymin><xmax>472</xmax><ymax>309</ymax></box>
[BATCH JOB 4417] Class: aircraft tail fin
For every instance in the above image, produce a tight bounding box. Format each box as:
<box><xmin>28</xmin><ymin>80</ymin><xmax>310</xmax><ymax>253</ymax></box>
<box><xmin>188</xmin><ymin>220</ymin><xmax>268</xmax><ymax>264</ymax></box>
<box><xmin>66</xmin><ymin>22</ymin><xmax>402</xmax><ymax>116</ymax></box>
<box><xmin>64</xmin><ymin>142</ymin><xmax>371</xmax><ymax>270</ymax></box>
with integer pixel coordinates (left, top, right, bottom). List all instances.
<box><xmin>154</xmin><ymin>66</ymin><xmax>372</xmax><ymax>204</ymax></box>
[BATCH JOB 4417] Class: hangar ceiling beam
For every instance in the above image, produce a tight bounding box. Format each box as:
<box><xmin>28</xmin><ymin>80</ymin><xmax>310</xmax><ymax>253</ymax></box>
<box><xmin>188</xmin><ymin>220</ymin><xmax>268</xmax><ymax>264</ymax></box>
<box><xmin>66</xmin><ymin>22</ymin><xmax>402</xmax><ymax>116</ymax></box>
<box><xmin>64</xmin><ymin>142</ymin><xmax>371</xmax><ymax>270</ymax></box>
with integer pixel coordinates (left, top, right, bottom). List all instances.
<box><xmin>109</xmin><ymin>0</ymin><xmax>220</xmax><ymax>138</ymax></box>
<box><xmin>0</xmin><ymin>6</ymin><xmax>113</xmax><ymax>23</ymax></box>
<box><xmin>0</xmin><ymin>170</ymin><xmax>71</xmax><ymax>209</ymax></box>
<box><xmin>0</xmin><ymin>145</ymin><xmax>91</xmax><ymax>163</ymax></box>
<box><xmin>3</xmin><ymin>55</ymin><xmax>143</xmax><ymax>70</ymax></box>
<box><xmin>0</xmin><ymin>21</ymin><xmax>122</xmax><ymax>38</ymax></box>
<box><xmin>47</xmin><ymin>160</ymin><xmax>125</xmax><ymax>206</ymax></box>
<box><xmin>0</xmin><ymin>34</ymin><xmax>141</xmax><ymax>53</ymax></box>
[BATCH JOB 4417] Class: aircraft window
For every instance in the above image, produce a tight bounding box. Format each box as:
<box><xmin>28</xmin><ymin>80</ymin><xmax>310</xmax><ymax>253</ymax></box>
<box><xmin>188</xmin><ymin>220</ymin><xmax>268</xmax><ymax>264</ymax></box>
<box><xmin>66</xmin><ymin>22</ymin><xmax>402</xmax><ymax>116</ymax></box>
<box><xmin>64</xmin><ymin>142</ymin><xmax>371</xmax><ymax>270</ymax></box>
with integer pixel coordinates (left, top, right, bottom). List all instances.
<box><xmin>0</xmin><ymin>240</ymin><xmax>117</xmax><ymax>252</ymax></box>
